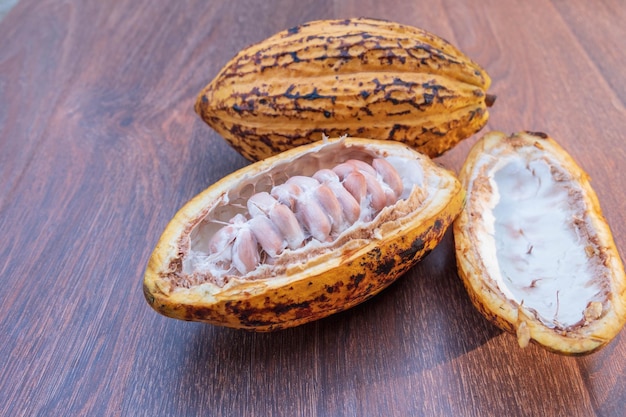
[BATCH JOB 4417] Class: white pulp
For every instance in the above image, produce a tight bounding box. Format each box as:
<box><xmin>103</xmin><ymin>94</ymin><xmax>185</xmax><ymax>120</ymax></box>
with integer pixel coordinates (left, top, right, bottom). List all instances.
<box><xmin>476</xmin><ymin>152</ymin><xmax>607</xmax><ymax>328</ymax></box>
<box><xmin>183</xmin><ymin>143</ymin><xmax>428</xmax><ymax>285</ymax></box>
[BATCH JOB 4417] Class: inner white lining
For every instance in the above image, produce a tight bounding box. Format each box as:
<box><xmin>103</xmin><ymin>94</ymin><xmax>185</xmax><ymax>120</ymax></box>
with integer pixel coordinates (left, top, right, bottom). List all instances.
<box><xmin>476</xmin><ymin>151</ymin><xmax>607</xmax><ymax>328</ymax></box>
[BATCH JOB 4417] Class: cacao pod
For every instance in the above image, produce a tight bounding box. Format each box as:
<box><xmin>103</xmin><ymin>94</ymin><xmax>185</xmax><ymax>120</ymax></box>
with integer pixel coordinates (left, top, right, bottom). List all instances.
<box><xmin>195</xmin><ymin>17</ymin><xmax>494</xmax><ymax>162</ymax></box>
<box><xmin>454</xmin><ymin>131</ymin><xmax>626</xmax><ymax>355</ymax></box>
<box><xmin>144</xmin><ymin>137</ymin><xmax>463</xmax><ymax>331</ymax></box>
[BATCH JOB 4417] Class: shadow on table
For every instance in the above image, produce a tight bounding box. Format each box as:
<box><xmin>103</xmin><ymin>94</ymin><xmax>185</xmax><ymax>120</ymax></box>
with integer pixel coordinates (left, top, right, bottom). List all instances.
<box><xmin>168</xmin><ymin>230</ymin><xmax>504</xmax><ymax>413</ymax></box>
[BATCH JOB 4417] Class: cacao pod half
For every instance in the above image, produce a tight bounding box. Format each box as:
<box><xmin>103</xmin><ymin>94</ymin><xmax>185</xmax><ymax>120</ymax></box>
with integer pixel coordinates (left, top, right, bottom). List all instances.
<box><xmin>195</xmin><ymin>17</ymin><xmax>493</xmax><ymax>162</ymax></box>
<box><xmin>454</xmin><ymin>131</ymin><xmax>626</xmax><ymax>355</ymax></box>
<box><xmin>144</xmin><ymin>137</ymin><xmax>463</xmax><ymax>331</ymax></box>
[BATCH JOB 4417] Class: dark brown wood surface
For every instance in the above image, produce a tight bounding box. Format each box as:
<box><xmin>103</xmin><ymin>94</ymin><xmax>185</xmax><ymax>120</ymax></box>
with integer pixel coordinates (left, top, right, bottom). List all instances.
<box><xmin>1</xmin><ymin>1</ymin><xmax>625</xmax><ymax>416</ymax></box>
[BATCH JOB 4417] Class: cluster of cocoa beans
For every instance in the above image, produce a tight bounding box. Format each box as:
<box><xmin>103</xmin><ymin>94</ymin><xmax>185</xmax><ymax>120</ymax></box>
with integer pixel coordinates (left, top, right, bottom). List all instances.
<box><xmin>207</xmin><ymin>158</ymin><xmax>403</xmax><ymax>275</ymax></box>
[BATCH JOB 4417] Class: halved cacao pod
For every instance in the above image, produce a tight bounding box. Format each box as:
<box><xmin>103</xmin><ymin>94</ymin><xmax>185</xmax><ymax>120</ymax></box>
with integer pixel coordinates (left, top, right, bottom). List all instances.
<box><xmin>144</xmin><ymin>137</ymin><xmax>463</xmax><ymax>331</ymax></box>
<box><xmin>195</xmin><ymin>17</ymin><xmax>494</xmax><ymax>162</ymax></box>
<box><xmin>454</xmin><ymin>131</ymin><xmax>626</xmax><ymax>354</ymax></box>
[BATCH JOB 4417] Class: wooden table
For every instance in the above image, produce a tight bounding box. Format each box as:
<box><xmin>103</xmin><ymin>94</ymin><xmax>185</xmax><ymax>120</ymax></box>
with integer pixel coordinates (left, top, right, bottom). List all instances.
<box><xmin>2</xmin><ymin>1</ymin><xmax>625</xmax><ymax>416</ymax></box>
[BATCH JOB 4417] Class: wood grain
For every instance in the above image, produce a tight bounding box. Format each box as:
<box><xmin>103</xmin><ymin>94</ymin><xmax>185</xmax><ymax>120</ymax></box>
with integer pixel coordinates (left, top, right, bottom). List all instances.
<box><xmin>1</xmin><ymin>1</ymin><xmax>625</xmax><ymax>416</ymax></box>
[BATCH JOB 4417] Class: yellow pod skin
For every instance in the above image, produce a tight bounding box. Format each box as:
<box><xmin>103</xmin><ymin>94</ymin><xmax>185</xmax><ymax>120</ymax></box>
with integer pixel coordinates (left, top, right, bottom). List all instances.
<box><xmin>144</xmin><ymin>137</ymin><xmax>463</xmax><ymax>331</ymax></box>
<box><xmin>454</xmin><ymin>131</ymin><xmax>626</xmax><ymax>355</ymax></box>
<box><xmin>195</xmin><ymin>17</ymin><xmax>494</xmax><ymax>162</ymax></box>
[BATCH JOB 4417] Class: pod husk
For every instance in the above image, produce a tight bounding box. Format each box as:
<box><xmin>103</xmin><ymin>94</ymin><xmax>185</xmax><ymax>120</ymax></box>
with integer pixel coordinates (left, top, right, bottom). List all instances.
<box><xmin>454</xmin><ymin>131</ymin><xmax>626</xmax><ymax>354</ymax></box>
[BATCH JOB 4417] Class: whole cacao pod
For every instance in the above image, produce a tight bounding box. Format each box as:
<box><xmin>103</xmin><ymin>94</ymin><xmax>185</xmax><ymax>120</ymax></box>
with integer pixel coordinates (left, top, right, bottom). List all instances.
<box><xmin>195</xmin><ymin>18</ymin><xmax>494</xmax><ymax>161</ymax></box>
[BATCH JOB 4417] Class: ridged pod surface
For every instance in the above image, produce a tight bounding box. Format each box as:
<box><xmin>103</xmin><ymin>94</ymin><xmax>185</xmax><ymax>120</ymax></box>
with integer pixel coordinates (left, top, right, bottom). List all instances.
<box><xmin>454</xmin><ymin>131</ymin><xmax>626</xmax><ymax>355</ymax></box>
<box><xmin>144</xmin><ymin>137</ymin><xmax>463</xmax><ymax>331</ymax></box>
<box><xmin>195</xmin><ymin>18</ymin><xmax>493</xmax><ymax>161</ymax></box>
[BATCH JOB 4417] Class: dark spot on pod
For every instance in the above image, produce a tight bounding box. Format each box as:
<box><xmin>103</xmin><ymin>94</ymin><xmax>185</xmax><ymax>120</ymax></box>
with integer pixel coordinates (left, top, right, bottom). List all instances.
<box><xmin>392</xmin><ymin>78</ymin><xmax>416</xmax><ymax>88</ymax></box>
<box><xmin>274</xmin><ymin>301</ymin><xmax>313</xmax><ymax>315</ymax></box>
<box><xmin>398</xmin><ymin>238</ymin><xmax>426</xmax><ymax>261</ymax></box>
<box><xmin>372</xmin><ymin>78</ymin><xmax>384</xmax><ymax>92</ymax></box>
<box><xmin>360</xmin><ymin>106</ymin><xmax>373</xmax><ymax>116</ymax></box>
<box><xmin>525</xmin><ymin>131</ymin><xmax>548</xmax><ymax>139</ymax></box>
<box><xmin>380</xmin><ymin>51</ymin><xmax>406</xmax><ymax>65</ymax></box>
<box><xmin>375</xmin><ymin>257</ymin><xmax>396</xmax><ymax>275</ymax></box>
<box><xmin>386</xmin><ymin>96</ymin><xmax>401</xmax><ymax>106</ymax></box>
<box><xmin>387</xmin><ymin>109</ymin><xmax>411</xmax><ymax>117</ymax></box>
<box><xmin>258</xmin><ymin>135</ymin><xmax>282</xmax><ymax>153</ymax></box>
<box><xmin>224</xmin><ymin>300</ymin><xmax>246</xmax><ymax>316</ymax></box>
<box><xmin>421</xmin><ymin>81</ymin><xmax>447</xmax><ymax>100</ymax></box>
<box><xmin>325</xmin><ymin>281</ymin><xmax>343</xmax><ymax>294</ymax></box>
<box><xmin>338</xmin><ymin>47</ymin><xmax>351</xmax><ymax>59</ymax></box>
<box><xmin>249</xmin><ymin>86</ymin><xmax>264</xmax><ymax>96</ymax></box>
<box><xmin>289</xmin><ymin>51</ymin><xmax>301</xmax><ymax>63</ymax></box>
<box><xmin>284</xmin><ymin>84</ymin><xmax>297</xmax><ymax>98</ymax></box>
<box><xmin>324</xmin><ymin>110</ymin><xmax>332</xmax><ymax>118</ymax></box>
<box><xmin>307</xmin><ymin>34</ymin><xmax>326</xmax><ymax>42</ymax></box>
<box><xmin>232</xmin><ymin>102</ymin><xmax>254</xmax><ymax>114</ymax></box>
<box><xmin>201</xmin><ymin>95</ymin><xmax>208</xmax><ymax>104</ymax></box>
<box><xmin>360</xmin><ymin>90</ymin><xmax>371</xmax><ymax>99</ymax></box>
<box><xmin>388</xmin><ymin>123</ymin><xmax>408</xmax><ymax>139</ymax></box>
<box><xmin>368</xmin><ymin>246</ymin><xmax>382</xmax><ymax>260</ymax></box>
<box><xmin>287</xmin><ymin>25</ymin><xmax>300</xmax><ymax>35</ymax></box>
<box><xmin>239</xmin><ymin>316</ymin><xmax>271</xmax><ymax>328</ymax></box>
<box><xmin>284</xmin><ymin>85</ymin><xmax>336</xmax><ymax>103</ymax></box>
<box><xmin>347</xmin><ymin>272</ymin><xmax>366</xmax><ymax>291</ymax></box>
<box><xmin>314</xmin><ymin>294</ymin><xmax>332</xmax><ymax>306</ymax></box>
